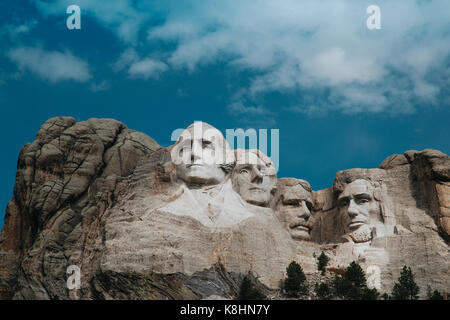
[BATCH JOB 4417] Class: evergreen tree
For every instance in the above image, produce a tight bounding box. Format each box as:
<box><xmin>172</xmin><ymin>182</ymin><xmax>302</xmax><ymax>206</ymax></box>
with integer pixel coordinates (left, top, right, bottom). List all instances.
<box><xmin>426</xmin><ymin>286</ymin><xmax>443</xmax><ymax>300</ymax></box>
<box><xmin>361</xmin><ymin>287</ymin><xmax>380</xmax><ymax>300</ymax></box>
<box><xmin>237</xmin><ymin>275</ymin><xmax>266</xmax><ymax>300</ymax></box>
<box><xmin>317</xmin><ymin>252</ymin><xmax>330</xmax><ymax>275</ymax></box>
<box><xmin>314</xmin><ymin>282</ymin><xmax>332</xmax><ymax>300</ymax></box>
<box><xmin>429</xmin><ymin>290</ymin><xmax>443</xmax><ymax>300</ymax></box>
<box><xmin>332</xmin><ymin>261</ymin><xmax>379</xmax><ymax>300</ymax></box>
<box><xmin>344</xmin><ymin>261</ymin><xmax>367</xmax><ymax>287</ymax></box>
<box><xmin>284</xmin><ymin>261</ymin><xmax>308</xmax><ymax>297</ymax></box>
<box><xmin>391</xmin><ymin>266</ymin><xmax>419</xmax><ymax>300</ymax></box>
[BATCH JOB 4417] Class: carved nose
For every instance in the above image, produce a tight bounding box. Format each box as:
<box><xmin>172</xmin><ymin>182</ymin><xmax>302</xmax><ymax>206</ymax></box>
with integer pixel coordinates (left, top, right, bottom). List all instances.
<box><xmin>299</xmin><ymin>201</ymin><xmax>311</xmax><ymax>220</ymax></box>
<box><xmin>190</xmin><ymin>152</ymin><xmax>201</xmax><ymax>163</ymax></box>
<box><xmin>251</xmin><ymin>169</ymin><xmax>263</xmax><ymax>183</ymax></box>
<box><xmin>347</xmin><ymin>200</ymin><xmax>359</xmax><ymax>217</ymax></box>
<box><xmin>191</xmin><ymin>141</ymin><xmax>202</xmax><ymax>163</ymax></box>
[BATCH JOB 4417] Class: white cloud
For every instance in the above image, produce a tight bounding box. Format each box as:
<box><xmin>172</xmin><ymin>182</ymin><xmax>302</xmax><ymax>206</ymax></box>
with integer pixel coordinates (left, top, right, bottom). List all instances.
<box><xmin>33</xmin><ymin>0</ymin><xmax>450</xmax><ymax>115</ymax></box>
<box><xmin>33</xmin><ymin>0</ymin><xmax>150</xmax><ymax>43</ymax></box>
<box><xmin>128</xmin><ymin>58</ymin><xmax>168</xmax><ymax>79</ymax></box>
<box><xmin>228</xmin><ymin>101</ymin><xmax>274</xmax><ymax>116</ymax></box>
<box><xmin>286</xmin><ymin>105</ymin><xmax>326</xmax><ymax>118</ymax></box>
<box><xmin>113</xmin><ymin>48</ymin><xmax>139</xmax><ymax>72</ymax></box>
<box><xmin>2</xmin><ymin>20</ymin><xmax>38</xmax><ymax>38</ymax></box>
<box><xmin>227</xmin><ymin>101</ymin><xmax>276</xmax><ymax>126</ymax></box>
<box><xmin>304</xmin><ymin>47</ymin><xmax>384</xmax><ymax>86</ymax></box>
<box><xmin>90</xmin><ymin>80</ymin><xmax>110</xmax><ymax>92</ymax></box>
<box><xmin>114</xmin><ymin>48</ymin><xmax>168</xmax><ymax>79</ymax></box>
<box><xmin>7</xmin><ymin>46</ymin><xmax>91</xmax><ymax>82</ymax></box>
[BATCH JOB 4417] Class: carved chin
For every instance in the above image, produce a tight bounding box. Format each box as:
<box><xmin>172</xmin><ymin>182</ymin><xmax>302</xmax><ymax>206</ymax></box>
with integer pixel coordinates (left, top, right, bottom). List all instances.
<box><xmin>242</xmin><ymin>190</ymin><xmax>271</xmax><ymax>207</ymax></box>
<box><xmin>348</xmin><ymin>225</ymin><xmax>372</xmax><ymax>243</ymax></box>
<box><xmin>289</xmin><ymin>227</ymin><xmax>311</xmax><ymax>241</ymax></box>
<box><xmin>183</xmin><ymin>166</ymin><xmax>224</xmax><ymax>184</ymax></box>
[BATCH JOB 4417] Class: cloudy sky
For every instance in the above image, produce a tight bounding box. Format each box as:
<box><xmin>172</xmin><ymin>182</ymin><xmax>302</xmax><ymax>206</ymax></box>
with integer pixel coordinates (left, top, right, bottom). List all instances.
<box><xmin>0</xmin><ymin>0</ymin><xmax>449</xmax><ymax>226</ymax></box>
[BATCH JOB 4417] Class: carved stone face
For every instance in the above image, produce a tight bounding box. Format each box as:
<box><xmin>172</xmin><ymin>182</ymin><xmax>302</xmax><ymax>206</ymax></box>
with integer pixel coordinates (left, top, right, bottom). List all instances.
<box><xmin>276</xmin><ymin>181</ymin><xmax>313</xmax><ymax>241</ymax></box>
<box><xmin>171</xmin><ymin>122</ymin><xmax>234</xmax><ymax>185</ymax></box>
<box><xmin>337</xmin><ymin>179</ymin><xmax>382</xmax><ymax>243</ymax></box>
<box><xmin>232</xmin><ymin>150</ymin><xmax>277</xmax><ymax>207</ymax></box>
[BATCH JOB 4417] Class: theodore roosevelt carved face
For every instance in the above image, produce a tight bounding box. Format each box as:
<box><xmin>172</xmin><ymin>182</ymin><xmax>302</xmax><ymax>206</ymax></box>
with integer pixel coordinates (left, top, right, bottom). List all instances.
<box><xmin>231</xmin><ymin>149</ymin><xmax>277</xmax><ymax>207</ymax></box>
<box><xmin>171</xmin><ymin>122</ymin><xmax>234</xmax><ymax>185</ymax></box>
<box><xmin>276</xmin><ymin>179</ymin><xmax>313</xmax><ymax>241</ymax></box>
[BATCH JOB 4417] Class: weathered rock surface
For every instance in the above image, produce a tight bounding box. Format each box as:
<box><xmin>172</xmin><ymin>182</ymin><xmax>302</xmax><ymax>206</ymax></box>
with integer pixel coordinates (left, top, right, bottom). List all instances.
<box><xmin>0</xmin><ymin>117</ymin><xmax>448</xmax><ymax>299</ymax></box>
<box><xmin>0</xmin><ymin>117</ymin><xmax>160</xmax><ymax>299</ymax></box>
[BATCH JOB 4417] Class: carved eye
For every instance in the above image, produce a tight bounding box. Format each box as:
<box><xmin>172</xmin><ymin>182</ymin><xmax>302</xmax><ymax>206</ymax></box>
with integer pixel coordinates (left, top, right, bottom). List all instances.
<box><xmin>259</xmin><ymin>169</ymin><xmax>268</xmax><ymax>176</ymax></box>
<box><xmin>202</xmin><ymin>140</ymin><xmax>212</xmax><ymax>149</ymax></box>
<box><xmin>339</xmin><ymin>199</ymin><xmax>349</xmax><ymax>207</ymax></box>
<box><xmin>356</xmin><ymin>198</ymin><xmax>369</xmax><ymax>205</ymax></box>
<box><xmin>240</xmin><ymin>169</ymin><xmax>249</xmax><ymax>174</ymax></box>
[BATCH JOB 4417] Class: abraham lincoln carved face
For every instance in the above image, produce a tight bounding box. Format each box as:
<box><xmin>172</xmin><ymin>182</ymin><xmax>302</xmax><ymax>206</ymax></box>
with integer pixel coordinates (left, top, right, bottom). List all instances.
<box><xmin>337</xmin><ymin>179</ymin><xmax>383</xmax><ymax>243</ymax></box>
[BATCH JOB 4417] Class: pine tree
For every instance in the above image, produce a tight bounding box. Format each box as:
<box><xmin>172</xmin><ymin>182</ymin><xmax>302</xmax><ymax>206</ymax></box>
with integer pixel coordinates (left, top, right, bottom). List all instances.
<box><xmin>344</xmin><ymin>261</ymin><xmax>367</xmax><ymax>288</ymax></box>
<box><xmin>314</xmin><ymin>282</ymin><xmax>332</xmax><ymax>300</ymax></box>
<box><xmin>237</xmin><ymin>275</ymin><xmax>266</xmax><ymax>300</ymax></box>
<box><xmin>332</xmin><ymin>261</ymin><xmax>379</xmax><ymax>300</ymax></box>
<box><xmin>284</xmin><ymin>261</ymin><xmax>308</xmax><ymax>297</ymax></box>
<box><xmin>429</xmin><ymin>290</ymin><xmax>443</xmax><ymax>300</ymax></box>
<box><xmin>317</xmin><ymin>252</ymin><xmax>330</xmax><ymax>275</ymax></box>
<box><xmin>361</xmin><ymin>287</ymin><xmax>380</xmax><ymax>300</ymax></box>
<box><xmin>426</xmin><ymin>286</ymin><xmax>443</xmax><ymax>300</ymax></box>
<box><xmin>391</xmin><ymin>266</ymin><xmax>419</xmax><ymax>300</ymax></box>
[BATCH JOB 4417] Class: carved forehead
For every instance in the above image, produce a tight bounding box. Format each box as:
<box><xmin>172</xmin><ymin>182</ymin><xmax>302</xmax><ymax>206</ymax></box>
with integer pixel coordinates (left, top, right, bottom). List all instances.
<box><xmin>279</xmin><ymin>183</ymin><xmax>312</xmax><ymax>204</ymax></box>
<box><xmin>338</xmin><ymin>179</ymin><xmax>374</xmax><ymax>199</ymax></box>
<box><xmin>177</xmin><ymin>122</ymin><xmax>225</xmax><ymax>144</ymax></box>
<box><xmin>234</xmin><ymin>149</ymin><xmax>276</xmax><ymax>175</ymax></box>
<box><xmin>173</xmin><ymin>121</ymin><xmax>235</xmax><ymax>165</ymax></box>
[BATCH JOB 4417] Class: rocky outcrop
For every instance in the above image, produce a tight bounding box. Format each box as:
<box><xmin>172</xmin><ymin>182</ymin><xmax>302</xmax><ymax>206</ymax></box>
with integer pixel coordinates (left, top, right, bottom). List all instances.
<box><xmin>380</xmin><ymin>149</ymin><xmax>450</xmax><ymax>238</ymax></box>
<box><xmin>0</xmin><ymin>117</ymin><xmax>160</xmax><ymax>299</ymax></box>
<box><xmin>0</xmin><ymin>117</ymin><xmax>448</xmax><ymax>299</ymax></box>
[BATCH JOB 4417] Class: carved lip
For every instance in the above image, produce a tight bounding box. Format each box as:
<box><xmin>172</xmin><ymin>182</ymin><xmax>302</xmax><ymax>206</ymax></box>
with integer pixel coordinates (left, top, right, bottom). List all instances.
<box><xmin>348</xmin><ymin>221</ymin><xmax>366</xmax><ymax>228</ymax></box>
<box><xmin>187</xmin><ymin>164</ymin><xmax>203</xmax><ymax>168</ymax></box>
<box><xmin>249</xmin><ymin>187</ymin><xmax>264</xmax><ymax>191</ymax></box>
<box><xmin>290</xmin><ymin>222</ymin><xmax>310</xmax><ymax>232</ymax></box>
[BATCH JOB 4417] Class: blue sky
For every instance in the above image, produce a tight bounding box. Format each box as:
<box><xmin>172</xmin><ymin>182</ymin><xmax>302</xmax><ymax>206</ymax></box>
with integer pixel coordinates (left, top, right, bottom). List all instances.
<box><xmin>0</xmin><ymin>0</ymin><xmax>449</xmax><ymax>227</ymax></box>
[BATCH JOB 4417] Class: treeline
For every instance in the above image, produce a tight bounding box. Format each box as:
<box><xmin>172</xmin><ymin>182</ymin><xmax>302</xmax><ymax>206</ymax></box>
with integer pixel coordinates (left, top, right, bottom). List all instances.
<box><xmin>237</xmin><ymin>252</ymin><xmax>446</xmax><ymax>300</ymax></box>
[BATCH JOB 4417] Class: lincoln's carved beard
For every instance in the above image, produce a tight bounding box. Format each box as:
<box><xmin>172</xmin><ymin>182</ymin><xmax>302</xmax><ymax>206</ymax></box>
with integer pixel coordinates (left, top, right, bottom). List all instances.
<box><xmin>346</xmin><ymin>224</ymin><xmax>373</xmax><ymax>243</ymax></box>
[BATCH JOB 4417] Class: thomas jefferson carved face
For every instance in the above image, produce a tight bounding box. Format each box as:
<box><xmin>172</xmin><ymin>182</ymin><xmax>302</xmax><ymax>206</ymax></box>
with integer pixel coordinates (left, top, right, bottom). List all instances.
<box><xmin>337</xmin><ymin>179</ymin><xmax>383</xmax><ymax>243</ymax></box>
<box><xmin>231</xmin><ymin>150</ymin><xmax>277</xmax><ymax>207</ymax></box>
<box><xmin>171</xmin><ymin>122</ymin><xmax>234</xmax><ymax>185</ymax></box>
<box><xmin>276</xmin><ymin>180</ymin><xmax>313</xmax><ymax>241</ymax></box>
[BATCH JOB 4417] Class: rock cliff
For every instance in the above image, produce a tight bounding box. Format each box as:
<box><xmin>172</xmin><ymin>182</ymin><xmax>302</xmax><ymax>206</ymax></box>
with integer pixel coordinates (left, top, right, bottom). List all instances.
<box><xmin>0</xmin><ymin>117</ymin><xmax>448</xmax><ymax>299</ymax></box>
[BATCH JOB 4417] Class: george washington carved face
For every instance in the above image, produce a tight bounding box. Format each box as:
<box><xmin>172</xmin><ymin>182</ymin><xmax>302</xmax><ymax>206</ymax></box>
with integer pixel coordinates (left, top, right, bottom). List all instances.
<box><xmin>171</xmin><ymin>122</ymin><xmax>234</xmax><ymax>185</ymax></box>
